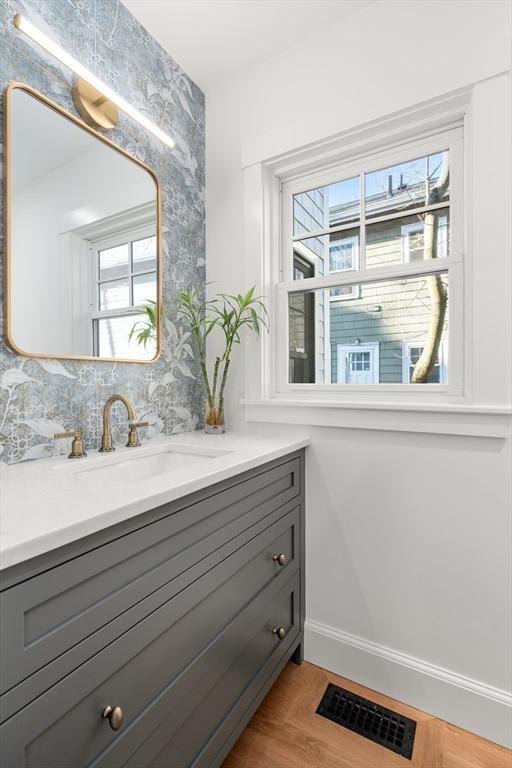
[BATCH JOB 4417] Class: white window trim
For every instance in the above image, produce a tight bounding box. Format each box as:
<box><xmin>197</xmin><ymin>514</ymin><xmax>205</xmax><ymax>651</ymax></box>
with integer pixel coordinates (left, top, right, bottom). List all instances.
<box><xmin>239</xmin><ymin>83</ymin><xmax>512</xmax><ymax>436</ymax></box>
<box><xmin>276</xmin><ymin>128</ymin><xmax>464</xmax><ymax>397</ymax></box>
<box><xmin>337</xmin><ymin>342</ymin><xmax>380</xmax><ymax>384</ymax></box>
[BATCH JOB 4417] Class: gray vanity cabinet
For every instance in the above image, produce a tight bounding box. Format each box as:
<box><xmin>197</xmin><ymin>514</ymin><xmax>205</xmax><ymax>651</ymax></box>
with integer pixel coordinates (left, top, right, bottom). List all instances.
<box><xmin>0</xmin><ymin>450</ymin><xmax>305</xmax><ymax>768</ymax></box>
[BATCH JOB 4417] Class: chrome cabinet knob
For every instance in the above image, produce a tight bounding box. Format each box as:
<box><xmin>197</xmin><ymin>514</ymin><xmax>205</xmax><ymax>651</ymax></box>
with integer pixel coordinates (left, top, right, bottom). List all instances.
<box><xmin>273</xmin><ymin>553</ymin><xmax>287</xmax><ymax>567</ymax></box>
<box><xmin>272</xmin><ymin>626</ymin><xmax>286</xmax><ymax>640</ymax></box>
<box><xmin>102</xmin><ymin>705</ymin><xmax>124</xmax><ymax>731</ymax></box>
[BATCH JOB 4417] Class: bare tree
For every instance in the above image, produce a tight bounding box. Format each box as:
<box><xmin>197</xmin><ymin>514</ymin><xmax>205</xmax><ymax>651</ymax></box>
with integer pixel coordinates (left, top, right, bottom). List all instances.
<box><xmin>411</xmin><ymin>158</ymin><xmax>449</xmax><ymax>383</ymax></box>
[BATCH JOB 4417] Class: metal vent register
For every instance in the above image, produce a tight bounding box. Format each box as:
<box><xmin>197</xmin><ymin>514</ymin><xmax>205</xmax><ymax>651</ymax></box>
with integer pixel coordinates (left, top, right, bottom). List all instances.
<box><xmin>316</xmin><ymin>683</ymin><xmax>416</xmax><ymax>759</ymax></box>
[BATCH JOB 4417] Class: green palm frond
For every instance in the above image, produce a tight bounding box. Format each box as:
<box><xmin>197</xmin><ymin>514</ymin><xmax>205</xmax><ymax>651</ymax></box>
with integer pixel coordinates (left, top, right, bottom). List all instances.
<box><xmin>129</xmin><ymin>300</ymin><xmax>158</xmax><ymax>349</ymax></box>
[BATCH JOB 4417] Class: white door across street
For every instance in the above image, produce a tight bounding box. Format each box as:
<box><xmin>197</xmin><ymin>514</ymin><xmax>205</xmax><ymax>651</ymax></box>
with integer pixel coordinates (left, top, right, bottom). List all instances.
<box><xmin>337</xmin><ymin>343</ymin><xmax>379</xmax><ymax>384</ymax></box>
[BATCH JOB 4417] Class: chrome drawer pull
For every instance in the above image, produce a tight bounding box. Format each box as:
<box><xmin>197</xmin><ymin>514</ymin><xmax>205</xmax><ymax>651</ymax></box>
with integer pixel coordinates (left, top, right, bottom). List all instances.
<box><xmin>102</xmin><ymin>705</ymin><xmax>124</xmax><ymax>730</ymax></box>
<box><xmin>272</xmin><ymin>553</ymin><xmax>287</xmax><ymax>567</ymax></box>
<box><xmin>272</xmin><ymin>626</ymin><xmax>286</xmax><ymax>640</ymax></box>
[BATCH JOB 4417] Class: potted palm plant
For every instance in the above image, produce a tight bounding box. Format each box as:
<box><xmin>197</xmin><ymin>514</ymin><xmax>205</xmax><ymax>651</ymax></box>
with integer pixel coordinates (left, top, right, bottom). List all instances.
<box><xmin>178</xmin><ymin>287</ymin><xmax>268</xmax><ymax>433</ymax></box>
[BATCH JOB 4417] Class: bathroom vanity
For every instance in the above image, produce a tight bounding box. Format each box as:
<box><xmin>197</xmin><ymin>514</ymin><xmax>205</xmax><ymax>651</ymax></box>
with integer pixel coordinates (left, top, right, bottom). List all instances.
<box><xmin>0</xmin><ymin>435</ymin><xmax>306</xmax><ymax>768</ymax></box>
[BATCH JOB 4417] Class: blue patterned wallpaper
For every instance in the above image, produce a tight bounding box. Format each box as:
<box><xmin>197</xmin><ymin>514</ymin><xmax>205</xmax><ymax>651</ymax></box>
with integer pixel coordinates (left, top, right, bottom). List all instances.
<box><xmin>0</xmin><ymin>0</ymin><xmax>205</xmax><ymax>463</ymax></box>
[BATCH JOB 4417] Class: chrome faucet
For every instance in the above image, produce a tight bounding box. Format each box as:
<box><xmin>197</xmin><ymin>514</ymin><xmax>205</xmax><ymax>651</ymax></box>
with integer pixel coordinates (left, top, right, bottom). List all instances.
<box><xmin>99</xmin><ymin>394</ymin><xmax>148</xmax><ymax>452</ymax></box>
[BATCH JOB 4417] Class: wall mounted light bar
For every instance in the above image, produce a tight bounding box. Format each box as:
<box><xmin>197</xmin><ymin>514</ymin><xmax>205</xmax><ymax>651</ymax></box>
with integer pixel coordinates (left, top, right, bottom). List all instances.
<box><xmin>13</xmin><ymin>14</ymin><xmax>175</xmax><ymax>148</ymax></box>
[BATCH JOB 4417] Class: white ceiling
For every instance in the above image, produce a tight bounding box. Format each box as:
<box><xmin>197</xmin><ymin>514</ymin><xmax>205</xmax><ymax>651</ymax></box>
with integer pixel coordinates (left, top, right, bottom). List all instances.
<box><xmin>123</xmin><ymin>0</ymin><xmax>373</xmax><ymax>92</ymax></box>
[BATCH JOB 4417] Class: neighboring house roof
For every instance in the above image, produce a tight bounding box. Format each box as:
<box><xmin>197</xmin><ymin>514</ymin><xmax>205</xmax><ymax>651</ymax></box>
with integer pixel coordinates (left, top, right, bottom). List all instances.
<box><xmin>330</xmin><ymin>180</ymin><xmax>448</xmax><ymax>227</ymax></box>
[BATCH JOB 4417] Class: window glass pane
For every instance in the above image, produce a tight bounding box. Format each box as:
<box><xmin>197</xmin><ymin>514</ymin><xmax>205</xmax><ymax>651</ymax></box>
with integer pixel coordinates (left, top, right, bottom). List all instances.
<box><xmin>330</xmin><ymin>235</ymin><xmax>359</xmax><ymax>272</ymax></box>
<box><xmin>293</xmin><ymin>176</ymin><xmax>359</xmax><ymax>236</ymax></box>
<box><xmin>95</xmin><ymin>314</ymin><xmax>156</xmax><ymax>360</ymax></box>
<box><xmin>289</xmin><ymin>290</ymin><xmax>315</xmax><ymax>383</ymax></box>
<box><xmin>99</xmin><ymin>244</ymin><xmax>129</xmax><ymax>281</ymax></box>
<box><xmin>292</xmin><ymin>235</ymin><xmax>326</xmax><ymax>273</ymax></box>
<box><xmin>293</xmin><ymin>227</ymin><xmax>359</xmax><ymax>278</ymax></box>
<box><xmin>133</xmin><ymin>236</ymin><xmax>157</xmax><ymax>274</ymax></box>
<box><xmin>99</xmin><ymin>277</ymin><xmax>130</xmax><ymax>310</ymax></box>
<box><xmin>330</xmin><ymin>284</ymin><xmax>359</xmax><ymax>300</ymax></box>
<box><xmin>407</xmin><ymin>345</ymin><xmax>441</xmax><ymax>384</ymax></box>
<box><xmin>365</xmin><ymin>208</ymin><xmax>449</xmax><ymax>268</ymax></box>
<box><xmin>427</xmin><ymin>151</ymin><xmax>450</xmax><ymax>205</ymax></box>
<box><xmin>288</xmin><ymin>273</ymin><xmax>448</xmax><ymax>384</ymax></box>
<box><xmin>326</xmin><ymin>177</ymin><xmax>360</xmax><ymax>227</ymax></box>
<box><xmin>364</xmin><ymin>151</ymin><xmax>449</xmax><ymax>219</ymax></box>
<box><xmin>133</xmin><ymin>272</ymin><xmax>157</xmax><ymax>305</ymax></box>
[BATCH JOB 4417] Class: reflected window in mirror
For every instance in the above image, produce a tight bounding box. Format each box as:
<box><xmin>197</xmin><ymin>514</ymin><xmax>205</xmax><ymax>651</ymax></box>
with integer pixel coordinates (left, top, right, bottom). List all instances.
<box><xmin>88</xmin><ymin>222</ymin><xmax>157</xmax><ymax>359</ymax></box>
<box><xmin>5</xmin><ymin>84</ymin><xmax>161</xmax><ymax>363</ymax></box>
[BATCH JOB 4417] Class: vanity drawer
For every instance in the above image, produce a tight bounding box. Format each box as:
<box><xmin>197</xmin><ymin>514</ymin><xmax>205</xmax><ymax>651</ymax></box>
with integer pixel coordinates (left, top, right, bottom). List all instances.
<box><xmin>0</xmin><ymin>510</ymin><xmax>300</xmax><ymax>768</ymax></box>
<box><xmin>0</xmin><ymin>456</ymin><xmax>301</xmax><ymax>700</ymax></box>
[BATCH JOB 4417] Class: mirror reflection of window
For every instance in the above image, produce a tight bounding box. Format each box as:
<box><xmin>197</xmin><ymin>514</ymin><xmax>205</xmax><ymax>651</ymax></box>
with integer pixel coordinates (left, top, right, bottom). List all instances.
<box><xmin>89</xmin><ymin>226</ymin><xmax>157</xmax><ymax>359</ymax></box>
<box><xmin>8</xmin><ymin>86</ymin><xmax>159</xmax><ymax>362</ymax></box>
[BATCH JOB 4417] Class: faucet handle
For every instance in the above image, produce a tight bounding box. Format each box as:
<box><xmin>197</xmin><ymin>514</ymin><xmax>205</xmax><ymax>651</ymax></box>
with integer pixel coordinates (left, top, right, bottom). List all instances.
<box><xmin>54</xmin><ymin>430</ymin><xmax>87</xmax><ymax>459</ymax></box>
<box><xmin>126</xmin><ymin>421</ymin><xmax>148</xmax><ymax>448</ymax></box>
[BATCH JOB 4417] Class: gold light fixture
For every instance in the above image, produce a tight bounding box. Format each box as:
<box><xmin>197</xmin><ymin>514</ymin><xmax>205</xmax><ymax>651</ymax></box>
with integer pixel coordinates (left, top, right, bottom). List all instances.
<box><xmin>71</xmin><ymin>79</ymin><xmax>119</xmax><ymax>130</ymax></box>
<box><xmin>13</xmin><ymin>14</ymin><xmax>175</xmax><ymax>148</ymax></box>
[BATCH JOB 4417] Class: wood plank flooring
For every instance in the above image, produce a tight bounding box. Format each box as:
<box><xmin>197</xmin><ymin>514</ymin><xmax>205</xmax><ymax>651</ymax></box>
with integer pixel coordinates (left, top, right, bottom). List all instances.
<box><xmin>222</xmin><ymin>662</ymin><xmax>512</xmax><ymax>768</ymax></box>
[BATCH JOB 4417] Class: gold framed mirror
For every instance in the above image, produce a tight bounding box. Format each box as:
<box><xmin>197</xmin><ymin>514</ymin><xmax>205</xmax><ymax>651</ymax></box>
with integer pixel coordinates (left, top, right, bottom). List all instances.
<box><xmin>3</xmin><ymin>82</ymin><xmax>162</xmax><ymax>363</ymax></box>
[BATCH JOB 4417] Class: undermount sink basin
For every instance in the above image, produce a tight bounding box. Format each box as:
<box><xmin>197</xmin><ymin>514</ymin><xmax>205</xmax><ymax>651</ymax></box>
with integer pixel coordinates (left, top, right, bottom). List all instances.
<box><xmin>55</xmin><ymin>442</ymin><xmax>231</xmax><ymax>483</ymax></box>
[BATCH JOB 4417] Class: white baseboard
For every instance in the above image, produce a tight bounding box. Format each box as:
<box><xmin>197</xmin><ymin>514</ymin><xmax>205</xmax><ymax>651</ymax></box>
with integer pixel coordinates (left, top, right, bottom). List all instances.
<box><xmin>305</xmin><ymin>619</ymin><xmax>512</xmax><ymax>749</ymax></box>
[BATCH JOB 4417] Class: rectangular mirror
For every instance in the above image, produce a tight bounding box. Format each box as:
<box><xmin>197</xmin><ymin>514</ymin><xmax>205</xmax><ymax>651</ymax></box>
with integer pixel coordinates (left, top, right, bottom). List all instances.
<box><xmin>4</xmin><ymin>83</ymin><xmax>161</xmax><ymax>362</ymax></box>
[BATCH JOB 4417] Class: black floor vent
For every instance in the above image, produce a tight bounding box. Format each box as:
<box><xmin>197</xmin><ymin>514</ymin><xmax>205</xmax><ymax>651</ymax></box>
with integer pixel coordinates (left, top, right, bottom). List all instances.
<box><xmin>316</xmin><ymin>683</ymin><xmax>416</xmax><ymax>759</ymax></box>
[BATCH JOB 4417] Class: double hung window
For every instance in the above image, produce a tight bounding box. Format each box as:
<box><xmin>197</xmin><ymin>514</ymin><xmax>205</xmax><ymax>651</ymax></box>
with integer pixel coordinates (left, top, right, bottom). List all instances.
<box><xmin>279</xmin><ymin>129</ymin><xmax>462</xmax><ymax>391</ymax></box>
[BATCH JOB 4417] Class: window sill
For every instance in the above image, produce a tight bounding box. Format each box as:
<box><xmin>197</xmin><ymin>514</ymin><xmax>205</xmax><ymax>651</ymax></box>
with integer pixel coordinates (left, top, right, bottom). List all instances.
<box><xmin>240</xmin><ymin>399</ymin><xmax>512</xmax><ymax>438</ymax></box>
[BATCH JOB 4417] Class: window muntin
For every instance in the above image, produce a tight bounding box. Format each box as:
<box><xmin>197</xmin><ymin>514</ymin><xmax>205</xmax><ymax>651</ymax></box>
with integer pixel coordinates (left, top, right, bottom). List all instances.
<box><xmin>364</xmin><ymin>151</ymin><xmax>449</xmax><ymax>219</ymax></box>
<box><xmin>291</xmin><ymin>149</ymin><xmax>450</xmax><ymax>280</ymax></box>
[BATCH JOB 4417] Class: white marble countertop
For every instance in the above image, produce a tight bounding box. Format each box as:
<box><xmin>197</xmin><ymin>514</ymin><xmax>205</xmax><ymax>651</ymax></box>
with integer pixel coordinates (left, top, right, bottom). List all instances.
<box><xmin>0</xmin><ymin>432</ymin><xmax>308</xmax><ymax>571</ymax></box>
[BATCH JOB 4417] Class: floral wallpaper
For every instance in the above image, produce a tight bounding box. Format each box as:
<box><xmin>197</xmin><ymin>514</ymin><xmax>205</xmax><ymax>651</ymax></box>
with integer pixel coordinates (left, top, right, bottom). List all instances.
<box><xmin>0</xmin><ymin>0</ymin><xmax>205</xmax><ymax>463</ymax></box>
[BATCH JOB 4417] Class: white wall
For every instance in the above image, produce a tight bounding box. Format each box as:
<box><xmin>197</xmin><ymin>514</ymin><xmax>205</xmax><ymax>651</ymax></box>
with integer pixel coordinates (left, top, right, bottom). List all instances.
<box><xmin>206</xmin><ymin>0</ymin><xmax>512</xmax><ymax>747</ymax></box>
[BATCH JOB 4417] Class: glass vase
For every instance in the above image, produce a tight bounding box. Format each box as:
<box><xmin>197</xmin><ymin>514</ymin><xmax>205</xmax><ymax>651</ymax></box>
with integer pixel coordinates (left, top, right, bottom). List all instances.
<box><xmin>205</xmin><ymin>399</ymin><xmax>226</xmax><ymax>434</ymax></box>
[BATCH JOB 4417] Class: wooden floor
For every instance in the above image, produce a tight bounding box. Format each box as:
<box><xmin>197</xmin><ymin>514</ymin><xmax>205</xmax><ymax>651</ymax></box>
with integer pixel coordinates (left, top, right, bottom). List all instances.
<box><xmin>223</xmin><ymin>662</ymin><xmax>512</xmax><ymax>768</ymax></box>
